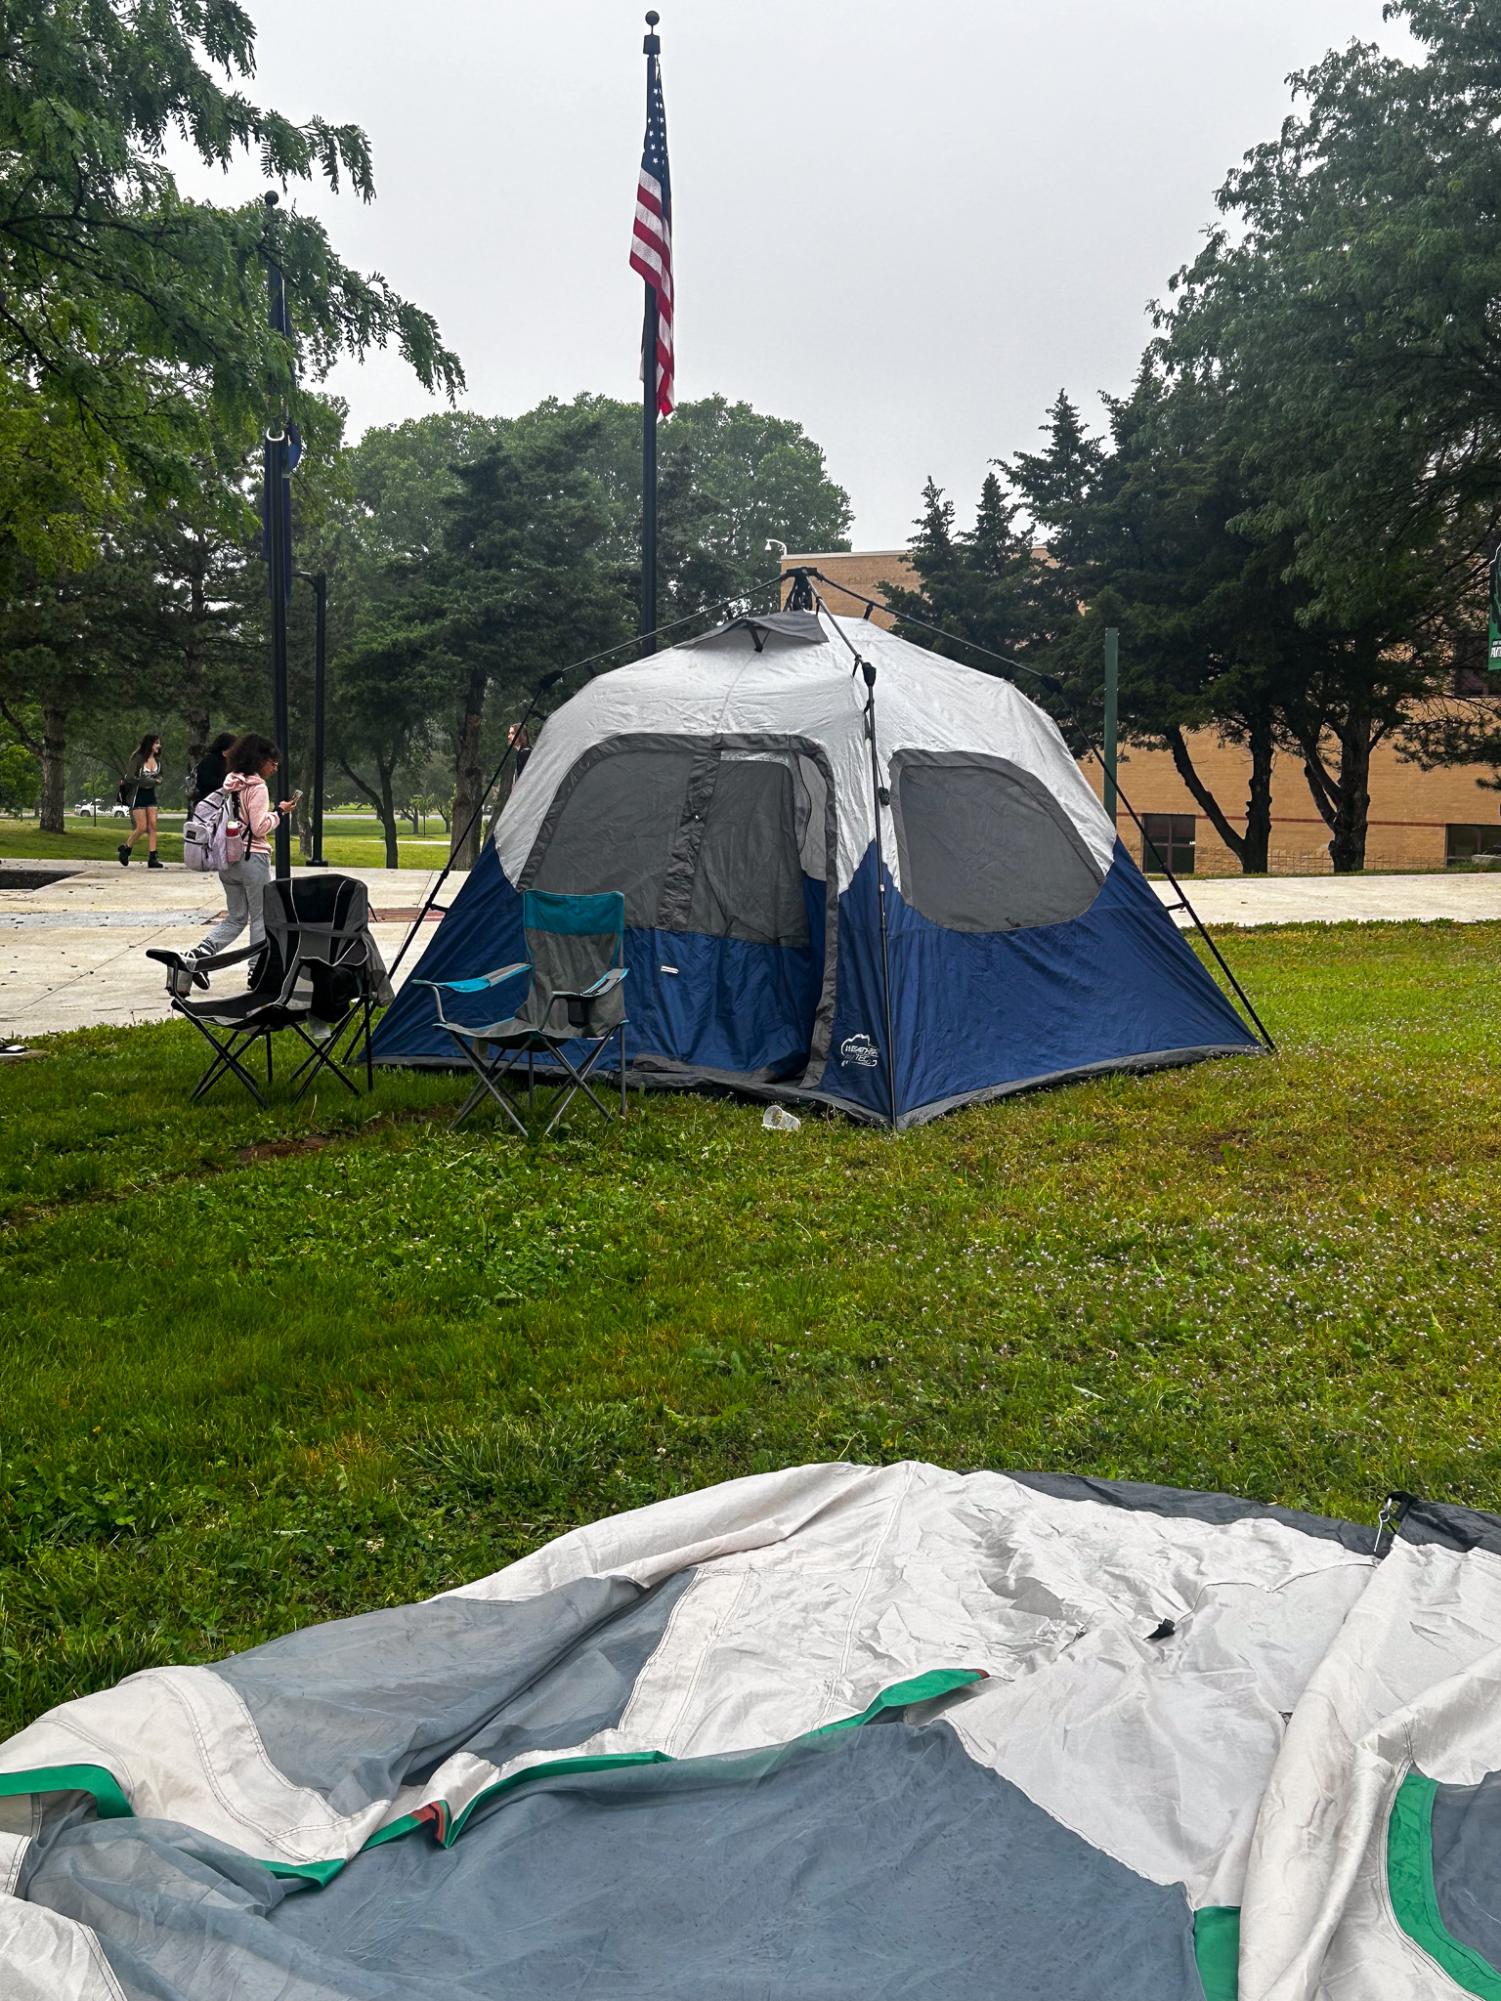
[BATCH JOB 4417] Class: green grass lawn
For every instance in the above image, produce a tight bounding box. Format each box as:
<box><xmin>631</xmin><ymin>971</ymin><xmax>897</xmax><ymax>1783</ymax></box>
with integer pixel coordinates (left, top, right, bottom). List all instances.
<box><xmin>0</xmin><ymin>813</ymin><xmax>449</xmax><ymax>869</ymax></box>
<box><xmin>3</xmin><ymin>920</ymin><xmax>1500</xmax><ymax>1733</ymax></box>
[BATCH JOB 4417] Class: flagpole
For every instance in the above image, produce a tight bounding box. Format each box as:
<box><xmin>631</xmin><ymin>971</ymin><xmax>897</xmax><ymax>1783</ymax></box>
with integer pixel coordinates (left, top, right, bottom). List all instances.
<box><xmin>262</xmin><ymin>190</ymin><xmax>292</xmax><ymax>881</ymax></box>
<box><xmin>640</xmin><ymin>11</ymin><xmax>661</xmax><ymax>654</ymax></box>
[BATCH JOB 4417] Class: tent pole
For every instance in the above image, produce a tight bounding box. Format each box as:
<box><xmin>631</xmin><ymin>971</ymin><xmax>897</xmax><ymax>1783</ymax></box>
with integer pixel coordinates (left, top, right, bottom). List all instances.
<box><xmin>384</xmin><ymin>673</ymin><xmax>561</xmax><ymax>990</ymax></box>
<box><xmin>859</xmin><ymin>659</ymin><xmax>900</xmax><ymax>1131</ymax></box>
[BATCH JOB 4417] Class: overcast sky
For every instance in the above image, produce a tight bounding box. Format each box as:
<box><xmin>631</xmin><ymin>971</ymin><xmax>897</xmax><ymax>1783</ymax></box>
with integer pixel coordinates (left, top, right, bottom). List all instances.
<box><xmin>180</xmin><ymin>0</ymin><xmax>1413</xmax><ymax>547</ymax></box>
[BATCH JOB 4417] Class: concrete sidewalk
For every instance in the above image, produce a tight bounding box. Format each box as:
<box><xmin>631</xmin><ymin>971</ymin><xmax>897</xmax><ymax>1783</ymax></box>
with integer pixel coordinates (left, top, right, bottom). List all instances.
<box><xmin>0</xmin><ymin>859</ymin><xmax>444</xmax><ymax>1038</ymax></box>
<box><xmin>3</xmin><ymin>857</ymin><xmax>1500</xmax><ymax>1038</ymax></box>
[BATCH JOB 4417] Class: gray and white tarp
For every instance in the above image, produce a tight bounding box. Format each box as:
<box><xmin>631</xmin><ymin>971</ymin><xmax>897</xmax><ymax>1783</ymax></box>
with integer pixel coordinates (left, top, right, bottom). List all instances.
<box><xmin>3</xmin><ymin>1462</ymin><xmax>1500</xmax><ymax>1999</ymax></box>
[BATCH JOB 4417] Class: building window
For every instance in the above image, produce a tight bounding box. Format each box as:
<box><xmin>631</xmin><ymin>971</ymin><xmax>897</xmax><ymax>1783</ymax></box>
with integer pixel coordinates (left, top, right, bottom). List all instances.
<box><xmin>1451</xmin><ymin>631</ymin><xmax>1494</xmax><ymax>697</ymax></box>
<box><xmin>1446</xmin><ymin>824</ymin><xmax>1501</xmax><ymax>866</ymax></box>
<box><xmin>1140</xmin><ymin>813</ymin><xmax>1195</xmax><ymax>875</ymax></box>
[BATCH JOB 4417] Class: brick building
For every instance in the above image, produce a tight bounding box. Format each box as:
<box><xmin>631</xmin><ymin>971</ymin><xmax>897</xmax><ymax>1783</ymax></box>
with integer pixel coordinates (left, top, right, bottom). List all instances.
<box><xmin>786</xmin><ymin>548</ymin><xmax>1501</xmax><ymax>875</ymax></box>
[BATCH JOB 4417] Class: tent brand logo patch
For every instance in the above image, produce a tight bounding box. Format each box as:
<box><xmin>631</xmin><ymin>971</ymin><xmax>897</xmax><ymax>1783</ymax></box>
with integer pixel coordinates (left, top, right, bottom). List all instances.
<box><xmin>839</xmin><ymin>1033</ymin><xmax>880</xmax><ymax>1069</ymax></box>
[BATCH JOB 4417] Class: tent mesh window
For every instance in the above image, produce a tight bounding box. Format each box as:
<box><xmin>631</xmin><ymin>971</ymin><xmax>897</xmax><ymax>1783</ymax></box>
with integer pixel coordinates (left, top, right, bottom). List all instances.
<box><xmin>529</xmin><ymin>741</ymin><xmax>812</xmax><ymax>946</ymax></box>
<box><xmin>891</xmin><ymin>751</ymin><xmax>1105</xmax><ymax>934</ymax></box>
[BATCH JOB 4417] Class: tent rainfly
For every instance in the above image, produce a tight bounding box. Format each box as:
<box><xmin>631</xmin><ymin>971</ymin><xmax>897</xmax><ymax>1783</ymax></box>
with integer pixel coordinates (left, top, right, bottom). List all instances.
<box><xmin>2</xmin><ymin>1463</ymin><xmax>1499</xmax><ymax>1999</ymax></box>
<box><xmin>371</xmin><ymin>612</ymin><xmax>1264</xmax><ymax>1123</ymax></box>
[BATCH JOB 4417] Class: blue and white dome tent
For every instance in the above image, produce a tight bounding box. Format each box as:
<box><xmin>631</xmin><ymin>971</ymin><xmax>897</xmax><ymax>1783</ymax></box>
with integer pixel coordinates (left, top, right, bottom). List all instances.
<box><xmin>372</xmin><ymin>607</ymin><xmax>1266</xmax><ymax>1124</ymax></box>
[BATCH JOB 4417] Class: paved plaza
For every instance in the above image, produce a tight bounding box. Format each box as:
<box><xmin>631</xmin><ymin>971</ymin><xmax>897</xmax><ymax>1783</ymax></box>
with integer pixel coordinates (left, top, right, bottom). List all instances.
<box><xmin>3</xmin><ymin>857</ymin><xmax>1500</xmax><ymax>1038</ymax></box>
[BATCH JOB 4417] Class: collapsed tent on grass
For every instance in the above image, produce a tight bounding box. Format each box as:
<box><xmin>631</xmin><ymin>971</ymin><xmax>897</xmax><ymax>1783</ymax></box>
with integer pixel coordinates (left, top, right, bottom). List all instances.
<box><xmin>372</xmin><ymin>612</ymin><xmax>1264</xmax><ymax>1125</ymax></box>
<box><xmin>4</xmin><ymin>1461</ymin><xmax>1501</xmax><ymax>2000</ymax></box>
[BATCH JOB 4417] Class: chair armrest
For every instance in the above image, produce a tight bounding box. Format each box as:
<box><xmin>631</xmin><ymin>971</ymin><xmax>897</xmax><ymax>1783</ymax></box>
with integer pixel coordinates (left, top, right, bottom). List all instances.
<box><xmin>552</xmin><ymin>967</ymin><xmax>630</xmax><ymax>1002</ymax></box>
<box><xmin>539</xmin><ymin>966</ymin><xmax>629</xmax><ymax>1034</ymax></box>
<box><xmin>146</xmin><ymin>947</ymin><xmax>210</xmax><ymax>994</ymax></box>
<box><xmin>414</xmin><ymin>961</ymin><xmax>529</xmax><ymax>995</ymax></box>
<box><xmin>188</xmin><ymin>943</ymin><xmax>261</xmax><ymax>975</ymax></box>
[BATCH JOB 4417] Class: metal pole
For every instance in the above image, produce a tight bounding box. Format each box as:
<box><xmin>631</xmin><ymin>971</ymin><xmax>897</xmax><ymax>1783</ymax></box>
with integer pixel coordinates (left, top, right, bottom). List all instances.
<box><xmin>309</xmin><ymin>571</ymin><xmax>328</xmax><ymax>865</ymax></box>
<box><xmin>859</xmin><ymin>659</ymin><xmax>899</xmax><ymax>1131</ymax></box>
<box><xmin>1103</xmin><ymin>625</ymin><xmax>1119</xmax><ymax>828</ymax></box>
<box><xmin>265</xmin><ymin>424</ymin><xmax>291</xmax><ymax>880</ymax></box>
<box><xmin>262</xmin><ymin>193</ymin><xmax>292</xmax><ymax>881</ymax></box>
<box><xmin>640</xmin><ymin>12</ymin><xmax>661</xmax><ymax>652</ymax></box>
<box><xmin>642</xmin><ymin>288</ymin><xmax>658</xmax><ymax>650</ymax></box>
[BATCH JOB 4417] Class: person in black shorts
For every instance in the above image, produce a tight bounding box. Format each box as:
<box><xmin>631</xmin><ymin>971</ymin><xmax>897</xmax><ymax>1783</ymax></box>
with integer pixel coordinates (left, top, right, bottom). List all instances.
<box><xmin>120</xmin><ymin>731</ymin><xmax>164</xmax><ymax>868</ymax></box>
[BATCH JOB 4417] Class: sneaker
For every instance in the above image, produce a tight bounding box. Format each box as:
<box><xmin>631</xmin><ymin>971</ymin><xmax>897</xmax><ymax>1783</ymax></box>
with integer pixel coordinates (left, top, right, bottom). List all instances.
<box><xmin>117</xmin><ymin>843</ymin><xmax>130</xmax><ymax>867</ymax></box>
<box><xmin>147</xmin><ymin>853</ymin><xmax>163</xmax><ymax>869</ymax></box>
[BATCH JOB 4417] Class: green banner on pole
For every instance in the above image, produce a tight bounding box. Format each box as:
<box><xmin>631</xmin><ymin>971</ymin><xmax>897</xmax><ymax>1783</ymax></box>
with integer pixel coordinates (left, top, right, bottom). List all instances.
<box><xmin>1489</xmin><ymin>547</ymin><xmax>1501</xmax><ymax>668</ymax></box>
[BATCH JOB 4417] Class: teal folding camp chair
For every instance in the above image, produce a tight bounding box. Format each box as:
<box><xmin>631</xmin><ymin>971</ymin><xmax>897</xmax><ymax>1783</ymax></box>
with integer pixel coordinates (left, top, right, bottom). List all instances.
<box><xmin>415</xmin><ymin>889</ymin><xmax>629</xmax><ymax>1137</ymax></box>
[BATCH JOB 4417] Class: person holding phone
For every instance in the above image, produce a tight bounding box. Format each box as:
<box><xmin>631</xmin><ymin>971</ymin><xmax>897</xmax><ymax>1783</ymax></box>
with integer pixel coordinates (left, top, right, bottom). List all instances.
<box><xmin>119</xmin><ymin>732</ymin><xmax>164</xmax><ymax>868</ymax></box>
<box><xmin>187</xmin><ymin>735</ymin><xmax>297</xmax><ymax>968</ymax></box>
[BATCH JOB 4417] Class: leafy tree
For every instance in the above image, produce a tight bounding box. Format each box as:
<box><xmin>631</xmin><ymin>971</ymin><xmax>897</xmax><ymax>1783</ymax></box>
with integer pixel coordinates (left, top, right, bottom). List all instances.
<box><xmin>1161</xmin><ymin>0</ymin><xmax>1501</xmax><ymax>867</ymax></box>
<box><xmin>566</xmin><ymin>393</ymin><xmax>851</xmax><ymax>619</ymax></box>
<box><xmin>0</xmin><ymin>0</ymin><xmax>462</xmax><ymax>561</ymax></box>
<box><xmin>0</xmin><ymin>557</ymin><xmax>146</xmax><ymax>828</ymax></box>
<box><xmin>332</xmin><ymin>395</ymin><xmax>852</xmax><ymax>869</ymax></box>
<box><xmin>1008</xmin><ymin>377</ymin><xmax>1347</xmax><ymax>874</ymax></box>
<box><xmin>879</xmin><ymin>467</ymin><xmax>1085</xmax><ymax>746</ymax></box>
<box><xmin>0</xmin><ymin>707</ymin><xmax>40</xmax><ymax>814</ymax></box>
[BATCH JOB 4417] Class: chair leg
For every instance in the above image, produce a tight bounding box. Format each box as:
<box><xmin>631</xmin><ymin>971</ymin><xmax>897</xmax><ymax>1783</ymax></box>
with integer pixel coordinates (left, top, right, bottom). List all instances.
<box><xmin>445</xmin><ymin>1032</ymin><xmax>528</xmax><ymax>1136</ymax></box>
<box><xmin>288</xmin><ymin>1023</ymin><xmax>361</xmax><ymax>1104</ymax></box>
<box><xmin>365</xmin><ymin>996</ymin><xmax>374</xmax><ymax>1091</ymax></box>
<box><xmin>266</xmin><ymin>1035</ymin><xmax>273</xmax><ymax>1086</ymax></box>
<box><xmin>182</xmin><ymin>1014</ymin><xmax>268</xmax><ymax>1108</ymax></box>
<box><xmin>619</xmin><ymin>1023</ymin><xmax>627</xmax><ymax>1119</ymax></box>
<box><xmin>538</xmin><ymin>1037</ymin><xmax>619</xmax><ymax>1138</ymax></box>
<box><xmin>527</xmin><ymin>1047</ymin><xmax>534</xmax><ymax>1112</ymax></box>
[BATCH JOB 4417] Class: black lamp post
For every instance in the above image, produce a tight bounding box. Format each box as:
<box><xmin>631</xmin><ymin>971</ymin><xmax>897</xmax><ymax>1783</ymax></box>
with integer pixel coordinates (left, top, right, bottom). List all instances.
<box><xmin>296</xmin><ymin>569</ymin><xmax>329</xmax><ymax>866</ymax></box>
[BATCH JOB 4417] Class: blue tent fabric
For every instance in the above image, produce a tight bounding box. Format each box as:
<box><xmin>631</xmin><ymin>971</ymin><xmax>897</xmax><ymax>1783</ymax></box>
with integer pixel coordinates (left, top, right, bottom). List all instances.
<box><xmin>374</xmin><ymin>840</ymin><xmax>1257</xmax><ymax>1124</ymax></box>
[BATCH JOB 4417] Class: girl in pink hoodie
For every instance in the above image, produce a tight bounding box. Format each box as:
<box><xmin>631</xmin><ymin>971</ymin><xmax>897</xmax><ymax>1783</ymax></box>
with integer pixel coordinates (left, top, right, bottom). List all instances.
<box><xmin>189</xmin><ymin>734</ymin><xmax>297</xmax><ymax>965</ymax></box>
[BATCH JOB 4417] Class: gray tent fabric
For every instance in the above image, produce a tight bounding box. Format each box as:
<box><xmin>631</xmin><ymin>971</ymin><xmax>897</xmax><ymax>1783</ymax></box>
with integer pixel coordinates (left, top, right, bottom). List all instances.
<box><xmin>1006</xmin><ymin>1470</ymin><xmax>1379</xmax><ymax>1554</ymax></box>
<box><xmin>8</xmin><ymin>1462</ymin><xmax>1501</xmax><ymax>2001</ymax></box>
<box><xmin>889</xmin><ymin>750</ymin><xmax>1104</xmax><ymax>934</ymax></box>
<box><xmin>1430</xmin><ymin>1772</ymin><xmax>1501</xmax><ymax>1975</ymax></box>
<box><xmin>214</xmin><ymin>1574</ymin><xmax>686</xmax><ymax>1811</ymax></box>
<box><xmin>530</xmin><ymin>744</ymin><xmax>695</xmax><ymax>927</ymax></box>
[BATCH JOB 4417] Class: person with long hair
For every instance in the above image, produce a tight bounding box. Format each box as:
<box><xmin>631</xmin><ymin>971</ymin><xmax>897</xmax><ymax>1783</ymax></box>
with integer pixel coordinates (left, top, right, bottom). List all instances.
<box><xmin>119</xmin><ymin>731</ymin><xmax>163</xmax><ymax>868</ymax></box>
<box><xmin>189</xmin><ymin>730</ymin><xmax>238</xmax><ymax>814</ymax></box>
<box><xmin>187</xmin><ymin>734</ymin><xmax>297</xmax><ymax>966</ymax></box>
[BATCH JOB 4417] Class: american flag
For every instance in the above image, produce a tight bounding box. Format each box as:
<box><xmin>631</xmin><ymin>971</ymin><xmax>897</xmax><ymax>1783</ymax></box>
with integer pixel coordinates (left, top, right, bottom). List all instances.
<box><xmin>630</xmin><ymin>51</ymin><xmax>674</xmax><ymax>416</ymax></box>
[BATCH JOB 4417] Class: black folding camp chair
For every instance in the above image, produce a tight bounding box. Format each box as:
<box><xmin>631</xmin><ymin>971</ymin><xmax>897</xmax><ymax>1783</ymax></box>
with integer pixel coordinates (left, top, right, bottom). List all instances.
<box><xmin>148</xmin><ymin>874</ymin><xmax>392</xmax><ymax>1108</ymax></box>
<box><xmin>417</xmin><ymin>888</ymin><xmax>629</xmax><ymax>1137</ymax></box>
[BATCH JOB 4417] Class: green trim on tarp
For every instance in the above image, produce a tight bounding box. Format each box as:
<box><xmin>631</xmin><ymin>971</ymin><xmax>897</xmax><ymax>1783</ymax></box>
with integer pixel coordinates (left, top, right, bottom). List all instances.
<box><xmin>1388</xmin><ymin>1770</ymin><xmax>1501</xmax><ymax>1999</ymax></box>
<box><xmin>1193</xmin><ymin>1906</ymin><xmax>1240</xmax><ymax>2000</ymax></box>
<box><xmin>0</xmin><ymin>1763</ymin><xmax>132</xmax><ymax>1821</ymax></box>
<box><xmin>444</xmin><ymin>1668</ymin><xmax>983</xmax><ymax>1846</ymax></box>
<box><xmin>3</xmin><ymin>1669</ymin><xmax>985</xmax><ymax>1895</ymax></box>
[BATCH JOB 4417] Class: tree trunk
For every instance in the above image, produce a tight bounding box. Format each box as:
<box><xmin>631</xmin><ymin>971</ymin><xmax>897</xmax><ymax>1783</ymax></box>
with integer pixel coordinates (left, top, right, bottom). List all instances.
<box><xmin>40</xmin><ymin>704</ymin><xmax>66</xmax><ymax>833</ymax></box>
<box><xmin>379</xmin><ymin>762</ymin><xmax>400</xmax><ymax>869</ymax></box>
<box><xmin>449</xmin><ymin>667</ymin><xmax>488</xmax><ymax>871</ymax></box>
<box><xmin>1329</xmin><ymin>710</ymin><xmax>1373</xmax><ymax>874</ymax></box>
<box><xmin>1164</xmin><ymin>725</ymin><xmax>1247</xmax><ymax>867</ymax></box>
<box><xmin>1242</xmin><ymin>708</ymin><xmax>1273</xmax><ymax>874</ymax></box>
<box><xmin>185</xmin><ymin>705</ymin><xmax>211</xmax><ymax>771</ymax></box>
<box><xmin>338</xmin><ymin>755</ymin><xmax>401</xmax><ymax>870</ymax></box>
